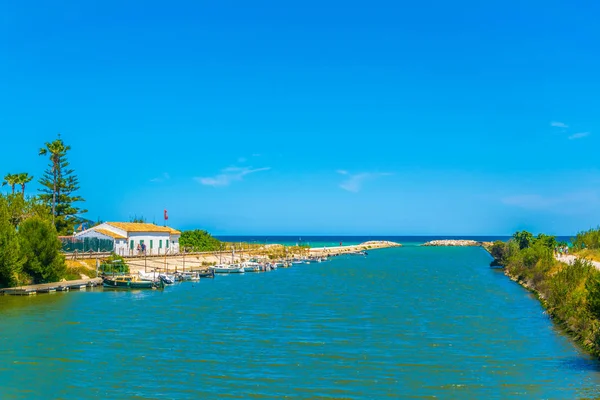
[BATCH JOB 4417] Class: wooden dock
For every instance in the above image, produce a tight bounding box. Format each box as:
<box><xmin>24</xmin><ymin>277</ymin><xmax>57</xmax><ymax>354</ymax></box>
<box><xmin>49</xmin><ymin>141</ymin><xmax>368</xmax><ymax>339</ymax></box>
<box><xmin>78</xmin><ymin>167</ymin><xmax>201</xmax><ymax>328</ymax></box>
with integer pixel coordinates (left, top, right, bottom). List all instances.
<box><xmin>0</xmin><ymin>278</ymin><xmax>103</xmax><ymax>296</ymax></box>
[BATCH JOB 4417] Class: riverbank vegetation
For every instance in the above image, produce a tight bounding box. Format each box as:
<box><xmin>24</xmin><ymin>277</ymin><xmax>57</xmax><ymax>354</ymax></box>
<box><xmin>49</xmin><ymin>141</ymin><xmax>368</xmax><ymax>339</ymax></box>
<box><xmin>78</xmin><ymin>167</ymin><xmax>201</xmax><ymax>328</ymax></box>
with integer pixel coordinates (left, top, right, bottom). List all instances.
<box><xmin>572</xmin><ymin>227</ymin><xmax>600</xmax><ymax>262</ymax></box>
<box><xmin>180</xmin><ymin>230</ymin><xmax>223</xmax><ymax>251</ymax></box>
<box><xmin>0</xmin><ymin>136</ymin><xmax>87</xmax><ymax>288</ymax></box>
<box><xmin>489</xmin><ymin>231</ymin><xmax>600</xmax><ymax>356</ymax></box>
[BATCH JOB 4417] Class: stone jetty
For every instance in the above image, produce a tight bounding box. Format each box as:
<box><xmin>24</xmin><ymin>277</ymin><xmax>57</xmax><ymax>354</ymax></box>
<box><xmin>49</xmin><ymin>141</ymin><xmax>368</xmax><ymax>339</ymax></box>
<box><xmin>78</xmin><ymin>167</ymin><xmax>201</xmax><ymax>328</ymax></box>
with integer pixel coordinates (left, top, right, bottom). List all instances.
<box><xmin>310</xmin><ymin>241</ymin><xmax>401</xmax><ymax>256</ymax></box>
<box><xmin>421</xmin><ymin>240</ymin><xmax>482</xmax><ymax>247</ymax></box>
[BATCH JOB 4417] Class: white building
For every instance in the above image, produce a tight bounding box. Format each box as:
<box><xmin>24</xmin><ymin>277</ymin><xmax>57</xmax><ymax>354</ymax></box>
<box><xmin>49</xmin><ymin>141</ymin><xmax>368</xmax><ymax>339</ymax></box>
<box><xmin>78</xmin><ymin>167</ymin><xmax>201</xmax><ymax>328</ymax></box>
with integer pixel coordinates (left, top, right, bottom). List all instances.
<box><xmin>75</xmin><ymin>222</ymin><xmax>181</xmax><ymax>256</ymax></box>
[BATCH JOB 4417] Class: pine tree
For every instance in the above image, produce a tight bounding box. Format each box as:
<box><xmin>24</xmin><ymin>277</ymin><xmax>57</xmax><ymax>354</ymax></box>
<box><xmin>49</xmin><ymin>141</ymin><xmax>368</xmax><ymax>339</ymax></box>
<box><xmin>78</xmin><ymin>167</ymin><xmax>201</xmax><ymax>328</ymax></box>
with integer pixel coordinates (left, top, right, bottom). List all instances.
<box><xmin>38</xmin><ymin>136</ymin><xmax>86</xmax><ymax>235</ymax></box>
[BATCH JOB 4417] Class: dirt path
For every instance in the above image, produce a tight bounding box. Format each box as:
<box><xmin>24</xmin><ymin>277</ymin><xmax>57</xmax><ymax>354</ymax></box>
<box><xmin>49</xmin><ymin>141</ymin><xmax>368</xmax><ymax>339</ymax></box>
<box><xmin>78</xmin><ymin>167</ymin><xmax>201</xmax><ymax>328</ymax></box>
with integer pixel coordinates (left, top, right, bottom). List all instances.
<box><xmin>556</xmin><ymin>255</ymin><xmax>600</xmax><ymax>270</ymax></box>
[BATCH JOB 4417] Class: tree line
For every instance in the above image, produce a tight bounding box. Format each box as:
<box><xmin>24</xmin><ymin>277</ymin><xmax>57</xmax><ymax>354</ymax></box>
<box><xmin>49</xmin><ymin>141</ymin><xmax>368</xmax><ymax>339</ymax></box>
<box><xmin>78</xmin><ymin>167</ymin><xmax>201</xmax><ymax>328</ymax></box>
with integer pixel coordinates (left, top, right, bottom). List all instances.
<box><xmin>0</xmin><ymin>136</ymin><xmax>86</xmax><ymax>287</ymax></box>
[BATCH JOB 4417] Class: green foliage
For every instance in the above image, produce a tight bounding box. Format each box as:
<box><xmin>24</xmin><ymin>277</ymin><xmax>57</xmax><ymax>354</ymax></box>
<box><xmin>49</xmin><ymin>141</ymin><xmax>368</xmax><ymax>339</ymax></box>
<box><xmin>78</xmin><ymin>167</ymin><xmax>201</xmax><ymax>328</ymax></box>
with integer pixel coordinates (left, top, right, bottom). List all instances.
<box><xmin>14</xmin><ymin>173</ymin><xmax>33</xmax><ymax>196</ymax></box>
<box><xmin>494</xmin><ymin>230</ymin><xmax>600</xmax><ymax>356</ymax></box>
<box><xmin>101</xmin><ymin>253</ymin><xmax>129</xmax><ymax>274</ymax></box>
<box><xmin>0</xmin><ymin>198</ymin><xmax>24</xmax><ymax>287</ymax></box>
<box><xmin>19</xmin><ymin>216</ymin><xmax>66</xmax><ymax>284</ymax></box>
<box><xmin>180</xmin><ymin>230</ymin><xmax>223</xmax><ymax>252</ymax></box>
<box><xmin>572</xmin><ymin>227</ymin><xmax>600</xmax><ymax>251</ymax></box>
<box><xmin>490</xmin><ymin>240</ymin><xmax>508</xmax><ymax>261</ymax></box>
<box><xmin>535</xmin><ymin>233</ymin><xmax>558</xmax><ymax>250</ymax></box>
<box><xmin>38</xmin><ymin>136</ymin><xmax>87</xmax><ymax>235</ymax></box>
<box><xmin>513</xmin><ymin>230</ymin><xmax>534</xmax><ymax>250</ymax></box>
<box><xmin>2</xmin><ymin>173</ymin><xmax>19</xmax><ymax>194</ymax></box>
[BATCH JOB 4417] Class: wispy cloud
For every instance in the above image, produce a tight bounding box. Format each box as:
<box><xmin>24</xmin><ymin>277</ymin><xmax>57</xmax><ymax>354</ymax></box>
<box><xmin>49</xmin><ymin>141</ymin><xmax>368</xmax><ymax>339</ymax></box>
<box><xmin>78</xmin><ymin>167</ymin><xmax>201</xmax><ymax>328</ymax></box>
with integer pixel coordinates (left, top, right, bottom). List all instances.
<box><xmin>501</xmin><ymin>191</ymin><xmax>600</xmax><ymax>214</ymax></box>
<box><xmin>551</xmin><ymin>121</ymin><xmax>568</xmax><ymax>128</ymax></box>
<box><xmin>150</xmin><ymin>172</ymin><xmax>170</xmax><ymax>183</ymax></box>
<box><xmin>568</xmin><ymin>132</ymin><xmax>590</xmax><ymax>140</ymax></box>
<box><xmin>196</xmin><ymin>166</ymin><xmax>270</xmax><ymax>187</ymax></box>
<box><xmin>338</xmin><ymin>171</ymin><xmax>392</xmax><ymax>193</ymax></box>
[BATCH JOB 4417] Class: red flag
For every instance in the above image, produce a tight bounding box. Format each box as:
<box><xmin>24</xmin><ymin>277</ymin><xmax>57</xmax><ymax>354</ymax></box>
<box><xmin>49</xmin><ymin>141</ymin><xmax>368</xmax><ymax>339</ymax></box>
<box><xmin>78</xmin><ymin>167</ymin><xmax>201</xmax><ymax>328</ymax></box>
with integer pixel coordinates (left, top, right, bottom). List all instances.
<box><xmin>164</xmin><ymin>209</ymin><xmax>169</xmax><ymax>221</ymax></box>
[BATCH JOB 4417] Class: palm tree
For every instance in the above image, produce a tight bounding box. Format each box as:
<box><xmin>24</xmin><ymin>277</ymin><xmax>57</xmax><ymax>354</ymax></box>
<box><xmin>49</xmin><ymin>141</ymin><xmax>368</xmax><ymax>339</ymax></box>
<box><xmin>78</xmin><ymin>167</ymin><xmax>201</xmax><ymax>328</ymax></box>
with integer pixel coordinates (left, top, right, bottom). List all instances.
<box><xmin>16</xmin><ymin>173</ymin><xmax>33</xmax><ymax>196</ymax></box>
<box><xmin>2</xmin><ymin>173</ymin><xmax>18</xmax><ymax>194</ymax></box>
<box><xmin>39</xmin><ymin>136</ymin><xmax>70</xmax><ymax>224</ymax></box>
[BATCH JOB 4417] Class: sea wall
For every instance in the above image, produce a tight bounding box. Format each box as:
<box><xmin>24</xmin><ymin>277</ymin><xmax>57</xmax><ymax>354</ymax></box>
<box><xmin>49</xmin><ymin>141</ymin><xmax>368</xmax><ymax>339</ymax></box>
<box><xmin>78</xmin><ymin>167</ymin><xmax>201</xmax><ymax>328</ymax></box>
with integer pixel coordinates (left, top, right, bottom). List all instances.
<box><xmin>421</xmin><ymin>240</ymin><xmax>482</xmax><ymax>247</ymax></box>
<box><xmin>310</xmin><ymin>241</ymin><xmax>401</xmax><ymax>256</ymax></box>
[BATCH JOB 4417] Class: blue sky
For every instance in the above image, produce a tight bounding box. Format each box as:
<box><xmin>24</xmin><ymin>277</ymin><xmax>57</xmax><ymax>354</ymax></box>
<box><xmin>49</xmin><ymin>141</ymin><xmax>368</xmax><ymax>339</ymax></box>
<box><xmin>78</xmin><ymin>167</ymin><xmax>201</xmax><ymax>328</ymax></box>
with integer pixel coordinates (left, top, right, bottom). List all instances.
<box><xmin>1</xmin><ymin>0</ymin><xmax>599</xmax><ymax>235</ymax></box>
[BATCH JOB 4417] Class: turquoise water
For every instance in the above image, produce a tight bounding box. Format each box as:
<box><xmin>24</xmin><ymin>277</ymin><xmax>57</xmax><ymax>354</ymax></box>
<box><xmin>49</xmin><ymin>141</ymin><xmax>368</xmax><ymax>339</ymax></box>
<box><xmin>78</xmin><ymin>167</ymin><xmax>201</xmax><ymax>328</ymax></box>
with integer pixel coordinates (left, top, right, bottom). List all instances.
<box><xmin>1</xmin><ymin>247</ymin><xmax>600</xmax><ymax>398</ymax></box>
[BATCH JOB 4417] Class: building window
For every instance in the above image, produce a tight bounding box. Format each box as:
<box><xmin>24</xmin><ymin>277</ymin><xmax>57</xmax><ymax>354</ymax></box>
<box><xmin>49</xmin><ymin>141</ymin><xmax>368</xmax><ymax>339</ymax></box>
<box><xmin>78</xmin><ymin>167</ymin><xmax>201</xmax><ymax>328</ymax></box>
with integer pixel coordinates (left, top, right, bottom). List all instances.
<box><xmin>150</xmin><ymin>240</ymin><xmax>153</xmax><ymax>249</ymax></box>
<box><xmin>159</xmin><ymin>240</ymin><xmax>162</xmax><ymax>249</ymax></box>
<box><xmin>130</xmin><ymin>240</ymin><xmax>134</xmax><ymax>250</ymax></box>
<box><xmin>166</xmin><ymin>240</ymin><xmax>169</xmax><ymax>248</ymax></box>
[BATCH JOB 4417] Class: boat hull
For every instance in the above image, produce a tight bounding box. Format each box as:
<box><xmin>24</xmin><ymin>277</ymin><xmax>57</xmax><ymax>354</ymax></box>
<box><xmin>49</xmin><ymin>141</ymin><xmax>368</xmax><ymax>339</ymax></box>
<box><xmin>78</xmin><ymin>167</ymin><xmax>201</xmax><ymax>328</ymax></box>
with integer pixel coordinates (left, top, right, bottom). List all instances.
<box><xmin>103</xmin><ymin>277</ymin><xmax>161</xmax><ymax>289</ymax></box>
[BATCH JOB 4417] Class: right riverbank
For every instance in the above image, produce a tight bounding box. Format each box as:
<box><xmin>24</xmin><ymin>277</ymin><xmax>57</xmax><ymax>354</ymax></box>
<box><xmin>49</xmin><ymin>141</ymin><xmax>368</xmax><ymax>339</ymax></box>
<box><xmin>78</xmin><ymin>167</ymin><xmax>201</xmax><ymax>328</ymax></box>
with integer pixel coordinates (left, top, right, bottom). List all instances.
<box><xmin>487</xmin><ymin>233</ymin><xmax>600</xmax><ymax>358</ymax></box>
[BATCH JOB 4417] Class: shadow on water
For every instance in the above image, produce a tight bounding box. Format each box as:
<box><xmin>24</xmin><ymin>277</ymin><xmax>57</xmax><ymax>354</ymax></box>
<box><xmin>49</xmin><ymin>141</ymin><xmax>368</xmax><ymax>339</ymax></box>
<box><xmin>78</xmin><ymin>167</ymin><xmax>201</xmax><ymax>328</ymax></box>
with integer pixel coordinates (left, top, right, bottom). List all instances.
<box><xmin>0</xmin><ymin>292</ymin><xmax>69</xmax><ymax>314</ymax></box>
<box><xmin>558</xmin><ymin>356</ymin><xmax>600</xmax><ymax>373</ymax></box>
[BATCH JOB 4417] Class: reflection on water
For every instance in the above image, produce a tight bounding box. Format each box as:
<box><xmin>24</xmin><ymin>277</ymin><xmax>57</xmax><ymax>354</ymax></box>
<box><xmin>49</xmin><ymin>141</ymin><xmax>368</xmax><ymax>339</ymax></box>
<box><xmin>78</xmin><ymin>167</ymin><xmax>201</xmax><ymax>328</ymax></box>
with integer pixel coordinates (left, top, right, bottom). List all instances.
<box><xmin>1</xmin><ymin>247</ymin><xmax>599</xmax><ymax>399</ymax></box>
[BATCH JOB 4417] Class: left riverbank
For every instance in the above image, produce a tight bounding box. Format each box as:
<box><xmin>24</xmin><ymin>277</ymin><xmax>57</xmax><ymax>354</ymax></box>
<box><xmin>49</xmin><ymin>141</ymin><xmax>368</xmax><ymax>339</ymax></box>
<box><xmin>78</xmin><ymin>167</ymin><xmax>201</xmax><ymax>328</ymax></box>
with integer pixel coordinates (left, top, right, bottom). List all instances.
<box><xmin>0</xmin><ymin>278</ymin><xmax>103</xmax><ymax>296</ymax></box>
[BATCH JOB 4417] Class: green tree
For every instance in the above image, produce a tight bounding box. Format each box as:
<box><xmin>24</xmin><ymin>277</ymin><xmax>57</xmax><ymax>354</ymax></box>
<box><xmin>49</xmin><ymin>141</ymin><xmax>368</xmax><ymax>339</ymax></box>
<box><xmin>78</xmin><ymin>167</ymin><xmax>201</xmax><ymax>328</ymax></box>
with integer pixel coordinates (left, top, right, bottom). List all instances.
<box><xmin>489</xmin><ymin>240</ymin><xmax>508</xmax><ymax>265</ymax></box>
<box><xmin>39</xmin><ymin>136</ymin><xmax>86</xmax><ymax>235</ymax></box>
<box><xmin>19</xmin><ymin>216</ymin><xmax>66</xmax><ymax>283</ymax></box>
<box><xmin>15</xmin><ymin>172</ymin><xmax>33</xmax><ymax>196</ymax></box>
<box><xmin>513</xmin><ymin>230</ymin><xmax>534</xmax><ymax>250</ymax></box>
<box><xmin>2</xmin><ymin>173</ymin><xmax>18</xmax><ymax>194</ymax></box>
<box><xmin>0</xmin><ymin>198</ymin><xmax>25</xmax><ymax>287</ymax></box>
<box><xmin>180</xmin><ymin>230</ymin><xmax>222</xmax><ymax>251</ymax></box>
<box><xmin>535</xmin><ymin>233</ymin><xmax>558</xmax><ymax>250</ymax></box>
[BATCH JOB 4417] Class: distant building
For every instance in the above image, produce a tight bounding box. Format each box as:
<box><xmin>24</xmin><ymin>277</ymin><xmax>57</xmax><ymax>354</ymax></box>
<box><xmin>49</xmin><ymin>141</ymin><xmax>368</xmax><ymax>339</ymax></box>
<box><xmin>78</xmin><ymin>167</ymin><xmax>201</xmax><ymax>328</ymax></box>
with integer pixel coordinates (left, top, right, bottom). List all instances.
<box><xmin>75</xmin><ymin>222</ymin><xmax>181</xmax><ymax>256</ymax></box>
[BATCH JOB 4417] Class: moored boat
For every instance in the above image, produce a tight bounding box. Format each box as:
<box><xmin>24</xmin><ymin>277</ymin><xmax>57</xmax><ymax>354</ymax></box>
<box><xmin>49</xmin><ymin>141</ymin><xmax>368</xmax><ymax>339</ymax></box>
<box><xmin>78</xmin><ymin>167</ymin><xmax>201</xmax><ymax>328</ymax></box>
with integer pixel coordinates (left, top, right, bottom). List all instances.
<box><xmin>103</xmin><ymin>275</ymin><xmax>163</xmax><ymax>289</ymax></box>
<box><xmin>210</xmin><ymin>264</ymin><xmax>245</xmax><ymax>274</ymax></box>
<box><xmin>242</xmin><ymin>261</ymin><xmax>261</xmax><ymax>272</ymax></box>
<box><xmin>138</xmin><ymin>271</ymin><xmax>175</xmax><ymax>284</ymax></box>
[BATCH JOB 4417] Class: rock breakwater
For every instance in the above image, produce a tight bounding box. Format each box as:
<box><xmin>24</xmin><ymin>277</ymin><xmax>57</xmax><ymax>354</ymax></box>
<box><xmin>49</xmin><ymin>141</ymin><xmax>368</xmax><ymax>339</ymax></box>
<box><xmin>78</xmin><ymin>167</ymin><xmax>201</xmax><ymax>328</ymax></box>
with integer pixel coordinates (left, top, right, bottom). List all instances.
<box><xmin>422</xmin><ymin>240</ymin><xmax>482</xmax><ymax>247</ymax></box>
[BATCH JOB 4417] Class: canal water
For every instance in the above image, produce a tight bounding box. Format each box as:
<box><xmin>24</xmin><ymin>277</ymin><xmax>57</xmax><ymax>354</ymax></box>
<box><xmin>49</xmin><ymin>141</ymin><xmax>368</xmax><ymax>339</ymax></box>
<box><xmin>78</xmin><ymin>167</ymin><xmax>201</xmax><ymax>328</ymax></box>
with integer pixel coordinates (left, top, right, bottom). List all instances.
<box><xmin>1</xmin><ymin>247</ymin><xmax>600</xmax><ymax>398</ymax></box>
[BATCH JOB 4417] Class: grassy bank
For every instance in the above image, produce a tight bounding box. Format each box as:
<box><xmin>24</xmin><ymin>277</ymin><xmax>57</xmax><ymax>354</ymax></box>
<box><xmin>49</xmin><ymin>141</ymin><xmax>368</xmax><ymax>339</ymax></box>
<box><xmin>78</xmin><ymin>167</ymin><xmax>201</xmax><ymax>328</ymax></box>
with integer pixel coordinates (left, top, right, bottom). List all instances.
<box><xmin>489</xmin><ymin>231</ymin><xmax>600</xmax><ymax>357</ymax></box>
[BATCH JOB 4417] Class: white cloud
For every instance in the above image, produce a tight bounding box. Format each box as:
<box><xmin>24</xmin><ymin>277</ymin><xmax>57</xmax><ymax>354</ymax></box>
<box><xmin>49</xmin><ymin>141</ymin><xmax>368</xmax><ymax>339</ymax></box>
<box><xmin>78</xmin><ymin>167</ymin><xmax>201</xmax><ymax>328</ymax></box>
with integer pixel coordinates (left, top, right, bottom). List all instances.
<box><xmin>568</xmin><ymin>132</ymin><xmax>590</xmax><ymax>140</ymax></box>
<box><xmin>150</xmin><ymin>172</ymin><xmax>170</xmax><ymax>183</ymax></box>
<box><xmin>337</xmin><ymin>170</ymin><xmax>392</xmax><ymax>193</ymax></box>
<box><xmin>196</xmin><ymin>166</ymin><xmax>270</xmax><ymax>187</ymax></box>
<box><xmin>551</xmin><ymin>121</ymin><xmax>568</xmax><ymax>128</ymax></box>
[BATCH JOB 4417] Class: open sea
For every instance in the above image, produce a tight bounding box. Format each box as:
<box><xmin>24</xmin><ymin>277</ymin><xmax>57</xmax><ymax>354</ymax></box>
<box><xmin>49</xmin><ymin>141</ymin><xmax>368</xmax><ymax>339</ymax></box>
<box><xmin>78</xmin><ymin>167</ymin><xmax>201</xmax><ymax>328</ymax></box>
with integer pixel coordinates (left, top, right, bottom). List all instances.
<box><xmin>1</xmin><ymin>242</ymin><xmax>598</xmax><ymax>398</ymax></box>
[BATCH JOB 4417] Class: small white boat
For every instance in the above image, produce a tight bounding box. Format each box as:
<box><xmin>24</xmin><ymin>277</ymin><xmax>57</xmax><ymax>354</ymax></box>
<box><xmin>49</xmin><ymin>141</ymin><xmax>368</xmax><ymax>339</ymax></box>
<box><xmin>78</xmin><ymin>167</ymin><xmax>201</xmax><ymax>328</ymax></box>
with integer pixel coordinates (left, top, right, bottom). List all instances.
<box><xmin>210</xmin><ymin>264</ymin><xmax>245</xmax><ymax>274</ymax></box>
<box><xmin>242</xmin><ymin>261</ymin><xmax>261</xmax><ymax>272</ymax></box>
<box><xmin>175</xmin><ymin>271</ymin><xmax>201</xmax><ymax>281</ymax></box>
<box><xmin>138</xmin><ymin>271</ymin><xmax>175</xmax><ymax>284</ymax></box>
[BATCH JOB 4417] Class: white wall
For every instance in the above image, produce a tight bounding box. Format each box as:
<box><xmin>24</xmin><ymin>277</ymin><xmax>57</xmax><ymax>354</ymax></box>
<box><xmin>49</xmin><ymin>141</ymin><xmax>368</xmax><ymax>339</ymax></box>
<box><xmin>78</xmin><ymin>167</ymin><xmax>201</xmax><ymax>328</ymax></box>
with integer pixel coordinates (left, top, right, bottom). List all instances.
<box><xmin>127</xmin><ymin>232</ymin><xmax>172</xmax><ymax>256</ymax></box>
<box><xmin>75</xmin><ymin>224</ymin><xmax>181</xmax><ymax>256</ymax></box>
<box><xmin>115</xmin><ymin>239</ymin><xmax>128</xmax><ymax>256</ymax></box>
